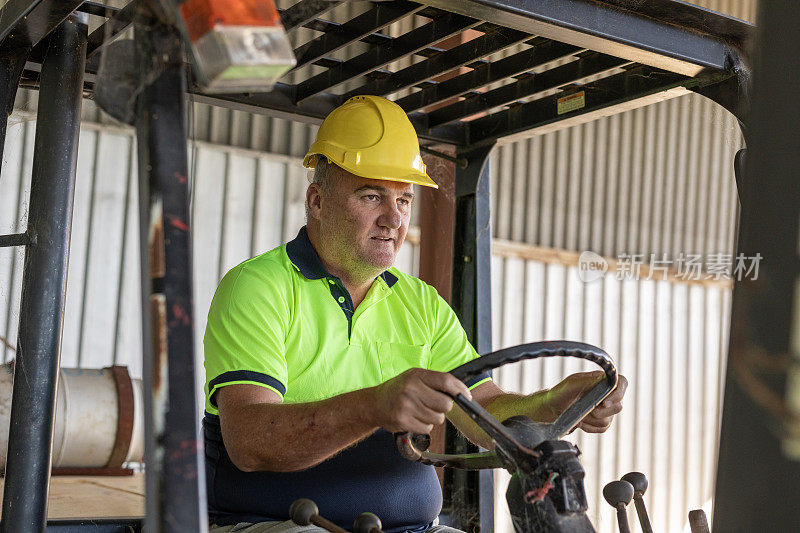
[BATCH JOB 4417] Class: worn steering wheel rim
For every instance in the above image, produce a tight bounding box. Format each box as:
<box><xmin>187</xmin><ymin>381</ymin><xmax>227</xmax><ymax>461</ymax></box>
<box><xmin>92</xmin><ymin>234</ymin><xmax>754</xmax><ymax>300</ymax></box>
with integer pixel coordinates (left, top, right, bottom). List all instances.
<box><xmin>396</xmin><ymin>340</ymin><xmax>618</xmax><ymax>471</ymax></box>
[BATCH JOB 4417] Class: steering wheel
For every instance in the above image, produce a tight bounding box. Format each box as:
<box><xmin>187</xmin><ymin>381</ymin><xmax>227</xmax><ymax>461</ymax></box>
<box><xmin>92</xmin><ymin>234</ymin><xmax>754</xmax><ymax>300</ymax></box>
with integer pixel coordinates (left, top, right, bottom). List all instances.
<box><xmin>395</xmin><ymin>341</ymin><xmax>617</xmax><ymax>473</ymax></box>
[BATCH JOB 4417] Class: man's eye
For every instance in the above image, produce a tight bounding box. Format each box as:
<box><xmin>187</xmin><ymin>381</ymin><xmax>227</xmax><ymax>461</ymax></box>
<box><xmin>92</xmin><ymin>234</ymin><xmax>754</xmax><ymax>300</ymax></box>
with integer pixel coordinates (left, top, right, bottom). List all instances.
<box><xmin>398</xmin><ymin>198</ymin><xmax>411</xmax><ymax>207</ymax></box>
<box><xmin>365</xmin><ymin>194</ymin><xmax>380</xmax><ymax>201</ymax></box>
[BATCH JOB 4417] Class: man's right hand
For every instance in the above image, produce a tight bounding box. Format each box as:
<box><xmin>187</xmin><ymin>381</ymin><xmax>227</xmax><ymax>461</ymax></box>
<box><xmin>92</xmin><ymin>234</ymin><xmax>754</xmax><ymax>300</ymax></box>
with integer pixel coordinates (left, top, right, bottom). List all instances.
<box><xmin>368</xmin><ymin>368</ymin><xmax>472</xmax><ymax>434</ymax></box>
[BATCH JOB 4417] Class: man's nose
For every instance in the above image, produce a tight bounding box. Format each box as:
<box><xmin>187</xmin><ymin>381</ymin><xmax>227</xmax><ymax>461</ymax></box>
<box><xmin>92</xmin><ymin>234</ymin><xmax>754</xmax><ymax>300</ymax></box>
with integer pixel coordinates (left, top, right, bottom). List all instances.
<box><xmin>378</xmin><ymin>201</ymin><xmax>402</xmax><ymax>229</ymax></box>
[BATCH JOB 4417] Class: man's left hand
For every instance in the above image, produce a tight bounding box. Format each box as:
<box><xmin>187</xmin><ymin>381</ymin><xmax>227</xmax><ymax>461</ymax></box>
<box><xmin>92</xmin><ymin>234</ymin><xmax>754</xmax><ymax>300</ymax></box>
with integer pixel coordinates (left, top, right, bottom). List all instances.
<box><xmin>546</xmin><ymin>371</ymin><xmax>628</xmax><ymax>433</ymax></box>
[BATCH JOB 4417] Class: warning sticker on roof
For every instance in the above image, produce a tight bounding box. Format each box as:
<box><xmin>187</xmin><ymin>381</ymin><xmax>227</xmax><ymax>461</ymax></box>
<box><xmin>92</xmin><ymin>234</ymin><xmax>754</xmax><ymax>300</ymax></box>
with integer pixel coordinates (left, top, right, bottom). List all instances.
<box><xmin>557</xmin><ymin>91</ymin><xmax>586</xmax><ymax>115</ymax></box>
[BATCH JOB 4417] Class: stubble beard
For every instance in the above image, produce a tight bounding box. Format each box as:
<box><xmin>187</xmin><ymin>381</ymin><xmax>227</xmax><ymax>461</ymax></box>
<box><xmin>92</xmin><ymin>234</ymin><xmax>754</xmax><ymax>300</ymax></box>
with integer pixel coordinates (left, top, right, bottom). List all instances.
<box><xmin>323</xmin><ymin>224</ymin><xmax>395</xmax><ymax>284</ymax></box>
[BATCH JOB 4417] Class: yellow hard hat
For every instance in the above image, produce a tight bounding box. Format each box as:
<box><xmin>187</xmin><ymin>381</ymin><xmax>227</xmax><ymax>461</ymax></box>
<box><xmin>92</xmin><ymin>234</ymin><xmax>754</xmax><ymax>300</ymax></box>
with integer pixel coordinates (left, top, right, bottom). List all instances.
<box><xmin>302</xmin><ymin>95</ymin><xmax>438</xmax><ymax>189</ymax></box>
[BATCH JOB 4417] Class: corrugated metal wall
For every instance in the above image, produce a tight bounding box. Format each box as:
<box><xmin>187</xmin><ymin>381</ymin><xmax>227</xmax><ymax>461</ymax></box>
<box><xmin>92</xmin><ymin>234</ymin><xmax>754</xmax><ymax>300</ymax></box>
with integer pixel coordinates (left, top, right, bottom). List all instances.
<box><xmin>489</xmin><ymin>251</ymin><xmax>732</xmax><ymax>532</ymax></box>
<box><xmin>491</xmin><ymin>96</ymin><xmax>742</xmax><ymax>258</ymax></box>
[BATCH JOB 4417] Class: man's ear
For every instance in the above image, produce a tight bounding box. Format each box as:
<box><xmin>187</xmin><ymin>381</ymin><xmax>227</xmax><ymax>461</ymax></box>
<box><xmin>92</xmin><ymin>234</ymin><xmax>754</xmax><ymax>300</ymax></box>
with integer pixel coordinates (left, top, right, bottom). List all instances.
<box><xmin>306</xmin><ymin>183</ymin><xmax>323</xmax><ymax>221</ymax></box>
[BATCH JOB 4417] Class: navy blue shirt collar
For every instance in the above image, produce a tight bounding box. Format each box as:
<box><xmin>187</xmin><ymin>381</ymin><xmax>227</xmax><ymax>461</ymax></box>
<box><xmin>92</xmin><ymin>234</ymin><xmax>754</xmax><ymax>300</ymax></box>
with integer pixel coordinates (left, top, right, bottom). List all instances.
<box><xmin>286</xmin><ymin>226</ymin><xmax>398</xmax><ymax>288</ymax></box>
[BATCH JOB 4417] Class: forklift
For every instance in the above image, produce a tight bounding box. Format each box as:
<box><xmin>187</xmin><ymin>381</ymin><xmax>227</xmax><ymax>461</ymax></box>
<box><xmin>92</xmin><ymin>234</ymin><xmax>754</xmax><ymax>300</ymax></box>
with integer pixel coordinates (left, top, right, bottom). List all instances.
<box><xmin>0</xmin><ymin>0</ymin><xmax>796</xmax><ymax>531</ymax></box>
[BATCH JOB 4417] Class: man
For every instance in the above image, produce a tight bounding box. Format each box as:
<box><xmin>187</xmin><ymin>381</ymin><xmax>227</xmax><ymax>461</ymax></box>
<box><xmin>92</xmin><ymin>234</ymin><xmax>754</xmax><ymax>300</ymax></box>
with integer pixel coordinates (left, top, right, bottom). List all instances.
<box><xmin>203</xmin><ymin>95</ymin><xmax>627</xmax><ymax>533</ymax></box>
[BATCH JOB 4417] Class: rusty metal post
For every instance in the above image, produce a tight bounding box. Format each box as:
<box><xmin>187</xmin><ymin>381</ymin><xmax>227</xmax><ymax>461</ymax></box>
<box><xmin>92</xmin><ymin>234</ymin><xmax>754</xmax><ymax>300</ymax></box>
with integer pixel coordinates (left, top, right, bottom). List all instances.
<box><xmin>419</xmin><ymin>149</ymin><xmax>457</xmax><ymax>303</ymax></box>
<box><xmin>446</xmin><ymin>144</ymin><xmax>495</xmax><ymax>532</ymax></box>
<box><xmin>134</xmin><ymin>15</ymin><xmax>207</xmax><ymax>533</ymax></box>
<box><xmin>418</xmin><ymin>148</ymin><xmax>457</xmax><ymax>490</ymax></box>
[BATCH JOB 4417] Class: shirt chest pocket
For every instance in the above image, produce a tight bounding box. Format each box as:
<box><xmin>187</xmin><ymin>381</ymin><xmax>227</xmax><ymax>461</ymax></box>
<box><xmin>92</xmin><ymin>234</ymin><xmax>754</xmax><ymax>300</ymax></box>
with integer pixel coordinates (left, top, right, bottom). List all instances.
<box><xmin>377</xmin><ymin>341</ymin><xmax>431</xmax><ymax>381</ymax></box>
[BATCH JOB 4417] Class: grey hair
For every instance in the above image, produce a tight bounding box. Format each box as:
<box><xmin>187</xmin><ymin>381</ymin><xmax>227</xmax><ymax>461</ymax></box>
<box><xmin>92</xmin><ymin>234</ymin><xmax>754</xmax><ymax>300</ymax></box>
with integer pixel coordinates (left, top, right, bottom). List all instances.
<box><xmin>306</xmin><ymin>156</ymin><xmax>340</xmax><ymax>220</ymax></box>
<box><xmin>312</xmin><ymin>156</ymin><xmax>339</xmax><ymax>194</ymax></box>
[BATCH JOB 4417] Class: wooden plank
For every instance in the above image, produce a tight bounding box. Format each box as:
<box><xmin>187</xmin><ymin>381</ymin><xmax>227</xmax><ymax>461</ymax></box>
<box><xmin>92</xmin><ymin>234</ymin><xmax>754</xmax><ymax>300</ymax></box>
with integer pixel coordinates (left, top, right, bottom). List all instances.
<box><xmin>0</xmin><ymin>475</ymin><xmax>144</xmax><ymax>519</ymax></box>
<box><xmin>490</xmin><ymin>238</ymin><xmax>733</xmax><ymax>289</ymax></box>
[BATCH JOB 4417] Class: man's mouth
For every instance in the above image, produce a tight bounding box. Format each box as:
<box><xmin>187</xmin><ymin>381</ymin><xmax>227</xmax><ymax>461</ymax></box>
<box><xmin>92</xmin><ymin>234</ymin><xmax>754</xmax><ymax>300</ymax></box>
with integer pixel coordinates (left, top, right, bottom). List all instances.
<box><xmin>371</xmin><ymin>236</ymin><xmax>394</xmax><ymax>243</ymax></box>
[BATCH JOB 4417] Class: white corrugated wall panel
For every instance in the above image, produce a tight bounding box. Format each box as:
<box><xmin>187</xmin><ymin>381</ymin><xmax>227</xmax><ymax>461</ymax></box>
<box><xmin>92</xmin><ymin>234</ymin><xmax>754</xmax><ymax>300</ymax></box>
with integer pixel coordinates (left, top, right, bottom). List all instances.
<box><xmin>0</xmin><ymin>120</ymin><xmax>32</xmax><ymax>363</ymax></box>
<box><xmin>0</xmin><ymin>121</ymin><xmax>146</xmax><ymax>372</ymax></box>
<box><xmin>489</xmin><ymin>255</ymin><xmax>731</xmax><ymax>533</ymax></box>
<box><xmin>492</xmin><ymin>95</ymin><xmax>742</xmax><ymax>261</ymax></box>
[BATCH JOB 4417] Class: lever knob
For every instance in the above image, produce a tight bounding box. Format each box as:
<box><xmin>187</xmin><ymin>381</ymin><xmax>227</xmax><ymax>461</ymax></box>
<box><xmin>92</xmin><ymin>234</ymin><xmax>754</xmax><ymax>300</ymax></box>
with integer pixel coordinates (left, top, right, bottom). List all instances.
<box><xmin>354</xmin><ymin>512</ymin><xmax>383</xmax><ymax>533</ymax></box>
<box><xmin>603</xmin><ymin>480</ymin><xmax>634</xmax><ymax>508</ymax></box>
<box><xmin>290</xmin><ymin>499</ymin><xmax>319</xmax><ymax>526</ymax></box>
<box><xmin>621</xmin><ymin>472</ymin><xmax>648</xmax><ymax>496</ymax></box>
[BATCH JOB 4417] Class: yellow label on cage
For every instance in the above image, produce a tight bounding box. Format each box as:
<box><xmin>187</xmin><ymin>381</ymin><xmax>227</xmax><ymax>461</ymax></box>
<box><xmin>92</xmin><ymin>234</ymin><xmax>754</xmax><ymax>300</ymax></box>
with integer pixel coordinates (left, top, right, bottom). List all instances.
<box><xmin>557</xmin><ymin>91</ymin><xmax>586</xmax><ymax>115</ymax></box>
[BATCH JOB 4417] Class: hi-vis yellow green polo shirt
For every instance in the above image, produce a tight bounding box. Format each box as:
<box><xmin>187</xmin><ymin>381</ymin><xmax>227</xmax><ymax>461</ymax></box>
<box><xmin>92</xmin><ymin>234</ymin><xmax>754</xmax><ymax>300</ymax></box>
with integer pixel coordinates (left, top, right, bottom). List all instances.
<box><xmin>202</xmin><ymin>226</ymin><xmax>490</xmax><ymax>532</ymax></box>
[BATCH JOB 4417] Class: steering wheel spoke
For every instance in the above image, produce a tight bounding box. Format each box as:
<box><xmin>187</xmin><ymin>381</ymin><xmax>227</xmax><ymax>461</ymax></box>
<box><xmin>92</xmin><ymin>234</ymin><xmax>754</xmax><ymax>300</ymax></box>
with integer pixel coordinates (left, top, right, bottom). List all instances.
<box><xmin>413</xmin><ymin>449</ymin><xmax>505</xmax><ymax>470</ymax></box>
<box><xmin>396</xmin><ymin>341</ymin><xmax>618</xmax><ymax>472</ymax></box>
<box><xmin>550</xmin><ymin>378</ymin><xmax>614</xmax><ymax>437</ymax></box>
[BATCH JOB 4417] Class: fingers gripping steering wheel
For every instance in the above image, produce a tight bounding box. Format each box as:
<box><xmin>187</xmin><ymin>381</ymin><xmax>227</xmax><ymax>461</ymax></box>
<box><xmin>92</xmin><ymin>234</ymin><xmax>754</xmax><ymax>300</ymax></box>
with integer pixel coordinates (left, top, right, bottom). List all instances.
<box><xmin>395</xmin><ymin>341</ymin><xmax>617</xmax><ymax>473</ymax></box>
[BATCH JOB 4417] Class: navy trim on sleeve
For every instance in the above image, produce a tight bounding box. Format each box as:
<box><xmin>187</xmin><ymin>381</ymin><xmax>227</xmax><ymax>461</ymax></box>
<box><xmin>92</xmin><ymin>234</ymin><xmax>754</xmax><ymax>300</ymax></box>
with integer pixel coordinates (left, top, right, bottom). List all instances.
<box><xmin>208</xmin><ymin>370</ymin><xmax>286</xmax><ymax>406</ymax></box>
<box><xmin>464</xmin><ymin>371</ymin><xmax>492</xmax><ymax>389</ymax></box>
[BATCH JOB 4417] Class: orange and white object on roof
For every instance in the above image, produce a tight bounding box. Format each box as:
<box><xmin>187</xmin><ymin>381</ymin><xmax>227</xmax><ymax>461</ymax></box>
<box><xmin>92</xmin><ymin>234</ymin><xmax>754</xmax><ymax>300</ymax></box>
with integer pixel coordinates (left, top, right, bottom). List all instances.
<box><xmin>179</xmin><ymin>0</ymin><xmax>296</xmax><ymax>93</ymax></box>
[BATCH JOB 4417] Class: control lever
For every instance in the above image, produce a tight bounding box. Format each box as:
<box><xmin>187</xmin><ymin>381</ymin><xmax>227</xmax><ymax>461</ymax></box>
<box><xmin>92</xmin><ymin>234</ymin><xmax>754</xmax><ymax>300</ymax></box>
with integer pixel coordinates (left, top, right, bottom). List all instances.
<box><xmin>353</xmin><ymin>512</ymin><xmax>383</xmax><ymax>533</ymax></box>
<box><xmin>289</xmin><ymin>499</ymin><xmax>348</xmax><ymax>533</ymax></box>
<box><xmin>603</xmin><ymin>480</ymin><xmax>634</xmax><ymax>533</ymax></box>
<box><xmin>621</xmin><ymin>472</ymin><xmax>653</xmax><ymax>533</ymax></box>
<box><xmin>688</xmin><ymin>509</ymin><xmax>710</xmax><ymax>533</ymax></box>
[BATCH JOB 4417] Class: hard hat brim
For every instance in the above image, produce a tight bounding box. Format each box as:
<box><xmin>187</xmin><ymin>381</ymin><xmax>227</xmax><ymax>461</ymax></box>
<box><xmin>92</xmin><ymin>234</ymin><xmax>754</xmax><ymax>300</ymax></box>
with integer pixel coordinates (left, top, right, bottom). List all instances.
<box><xmin>303</xmin><ymin>152</ymin><xmax>439</xmax><ymax>189</ymax></box>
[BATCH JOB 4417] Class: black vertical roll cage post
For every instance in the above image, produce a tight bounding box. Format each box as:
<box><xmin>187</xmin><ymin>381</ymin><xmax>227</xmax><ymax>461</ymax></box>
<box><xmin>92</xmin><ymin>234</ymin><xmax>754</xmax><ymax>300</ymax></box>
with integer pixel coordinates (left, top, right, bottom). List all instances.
<box><xmin>0</xmin><ymin>0</ymin><xmax>783</xmax><ymax>532</ymax></box>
